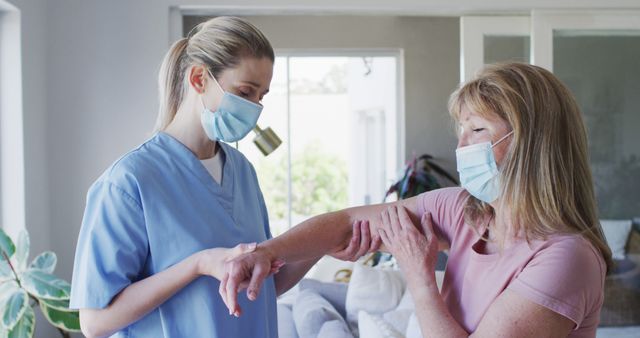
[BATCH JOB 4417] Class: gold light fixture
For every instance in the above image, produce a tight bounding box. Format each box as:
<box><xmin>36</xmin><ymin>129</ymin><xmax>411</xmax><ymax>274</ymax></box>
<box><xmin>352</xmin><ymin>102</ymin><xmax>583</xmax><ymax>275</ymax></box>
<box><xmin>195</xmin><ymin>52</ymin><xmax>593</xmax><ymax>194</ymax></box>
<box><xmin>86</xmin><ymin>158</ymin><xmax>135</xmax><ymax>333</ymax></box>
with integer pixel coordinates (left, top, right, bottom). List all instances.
<box><xmin>252</xmin><ymin>125</ymin><xmax>282</xmax><ymax>156</ymax></box>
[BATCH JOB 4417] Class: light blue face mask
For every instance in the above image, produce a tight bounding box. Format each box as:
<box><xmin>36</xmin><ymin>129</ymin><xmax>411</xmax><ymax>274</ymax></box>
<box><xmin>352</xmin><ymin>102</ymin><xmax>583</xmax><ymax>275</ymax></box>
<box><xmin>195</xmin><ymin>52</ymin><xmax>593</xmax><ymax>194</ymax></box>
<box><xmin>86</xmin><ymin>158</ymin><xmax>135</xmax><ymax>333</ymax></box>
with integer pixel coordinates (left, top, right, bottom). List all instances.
<box><xmin>200</xmin><ymin>72</ymin><xmax>262</xmax><ymax>142</ymax></box>
<box><xmin>455</xmin><ymin>131</ymin><xmax>514</xmax><ymax>203</ymax></box>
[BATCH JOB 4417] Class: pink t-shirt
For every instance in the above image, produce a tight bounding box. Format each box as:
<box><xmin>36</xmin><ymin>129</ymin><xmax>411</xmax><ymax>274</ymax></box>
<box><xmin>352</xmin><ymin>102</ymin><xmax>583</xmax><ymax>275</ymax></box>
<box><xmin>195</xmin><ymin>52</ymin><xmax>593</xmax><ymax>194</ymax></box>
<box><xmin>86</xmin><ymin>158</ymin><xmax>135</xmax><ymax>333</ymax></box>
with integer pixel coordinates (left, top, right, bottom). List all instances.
<box><xmin>416</xmin><ymin>187</ymin><xmax>606</xmax><ymax>337</ymax></box>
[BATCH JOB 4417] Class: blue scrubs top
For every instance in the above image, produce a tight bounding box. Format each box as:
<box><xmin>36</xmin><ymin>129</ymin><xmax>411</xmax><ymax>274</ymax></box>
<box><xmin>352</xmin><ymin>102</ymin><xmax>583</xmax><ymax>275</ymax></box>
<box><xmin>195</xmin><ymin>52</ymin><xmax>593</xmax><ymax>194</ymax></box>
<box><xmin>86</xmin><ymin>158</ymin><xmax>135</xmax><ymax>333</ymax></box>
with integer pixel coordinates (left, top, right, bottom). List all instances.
<box><xmin>70</xmin><ymin>132</ymin><xmax>277</xmax><ymax>337</ymax></box>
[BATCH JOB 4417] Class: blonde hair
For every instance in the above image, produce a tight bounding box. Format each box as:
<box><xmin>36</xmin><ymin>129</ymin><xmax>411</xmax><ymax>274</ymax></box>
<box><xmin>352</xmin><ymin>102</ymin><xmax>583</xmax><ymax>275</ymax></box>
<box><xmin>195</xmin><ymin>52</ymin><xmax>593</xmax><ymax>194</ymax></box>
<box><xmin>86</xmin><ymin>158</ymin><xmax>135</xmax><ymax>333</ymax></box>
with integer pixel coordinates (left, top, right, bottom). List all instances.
<box><xmin>448</xmin><ymin>62</ymin><xmax>613</xmax><ymax>271</ymax></box>
<box><xmin>155</xmin><ymin>16</ymin><xmax>274</xmax><ymax>132</ymax></box>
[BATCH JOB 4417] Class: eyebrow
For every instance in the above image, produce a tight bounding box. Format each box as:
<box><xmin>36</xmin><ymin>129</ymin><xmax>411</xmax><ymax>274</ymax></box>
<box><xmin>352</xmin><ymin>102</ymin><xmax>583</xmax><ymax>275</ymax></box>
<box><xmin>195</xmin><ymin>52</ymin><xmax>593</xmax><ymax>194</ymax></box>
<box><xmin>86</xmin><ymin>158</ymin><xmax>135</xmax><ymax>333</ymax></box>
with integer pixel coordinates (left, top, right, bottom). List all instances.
<box><xmin>240</xmin><ymin>81</ymin><xmax>270</xmax><ymax>95</ymax></box>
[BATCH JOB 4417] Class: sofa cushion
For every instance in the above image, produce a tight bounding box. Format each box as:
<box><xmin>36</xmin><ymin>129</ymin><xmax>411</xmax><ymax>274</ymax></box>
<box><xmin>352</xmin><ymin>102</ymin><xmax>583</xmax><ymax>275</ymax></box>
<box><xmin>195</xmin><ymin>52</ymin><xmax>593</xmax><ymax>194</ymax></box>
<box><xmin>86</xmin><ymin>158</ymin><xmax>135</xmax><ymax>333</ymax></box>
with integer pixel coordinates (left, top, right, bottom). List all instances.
<box><xmin>600</xmin><ymin>254</ymin><xmax>640</xmax><ymax>326</ymax></box>
<box><xmin>345</xmin><ymin>263</ymin><xmax>405</xmax><ymax>328</ymax></box>
<box><xmin>600</xmin><ymin>219</ymin><xmax>633</xmax><ymax>260</ymax></box>
<box><xmin>293</xmin><ymin>289</ymin><xmax>351</xmax><ymax>338</ymax></box>
<box><xmin>299</xmin><ymin>278</ymin><xmax>348</xmax><ymax>318</ymax></box>
<box><xmin>405</xmin><ymin>312</ymin><xmax>423</xmax><ymax>338</ymax></box>
<box><xmin>358</xmin><ymin>310</ymin><xmax>404</xmax><ymax>338</ymax></box>
<box><xmin>278</xmin><ymin>303</ymin><xmax>300</xmax><ymax>338</ymax></box>
<box><xmin>317</xmin><ymin>319</ymin><xmax>353</xmax><ymax>338</ymax></box>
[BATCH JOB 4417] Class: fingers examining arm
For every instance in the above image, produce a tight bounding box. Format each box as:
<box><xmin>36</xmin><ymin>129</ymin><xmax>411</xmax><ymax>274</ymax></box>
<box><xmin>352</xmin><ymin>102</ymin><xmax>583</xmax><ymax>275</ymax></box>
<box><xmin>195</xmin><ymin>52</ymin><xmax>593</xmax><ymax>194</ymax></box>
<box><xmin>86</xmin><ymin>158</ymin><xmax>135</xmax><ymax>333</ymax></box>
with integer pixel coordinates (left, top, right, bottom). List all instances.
<box><xmin>330</xmin><ymin>220</ymin><xmax>381</xmax><ymax>262</ymax></box>
<box><xmin>329</xmin><ymin>221</ymin><xmax>362</xmax><ymax>261</ymax></box>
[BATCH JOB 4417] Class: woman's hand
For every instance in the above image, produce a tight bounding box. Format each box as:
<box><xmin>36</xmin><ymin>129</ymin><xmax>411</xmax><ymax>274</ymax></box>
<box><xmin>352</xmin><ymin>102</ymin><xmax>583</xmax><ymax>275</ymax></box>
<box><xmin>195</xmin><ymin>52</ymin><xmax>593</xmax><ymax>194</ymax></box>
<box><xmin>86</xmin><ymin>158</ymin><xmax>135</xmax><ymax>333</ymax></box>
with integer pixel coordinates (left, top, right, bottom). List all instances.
<box><xmin>197</xmin><ymin>243</ymin><xmax>283</xmax><ymax>281</ymax></box>
<box><xmin>218</xmin><ymin>246</ymin><xmax>284</xmax><ymax>317</ymax></box>
<box><xmin>378</xmin><ymin>206</ymin><xmax>439</xmax><ymax>288</ymax></box>
<box><xmin>329</xmin><ymin>220</ymin><xmax>381</xmax><ymax>262</ymax></box>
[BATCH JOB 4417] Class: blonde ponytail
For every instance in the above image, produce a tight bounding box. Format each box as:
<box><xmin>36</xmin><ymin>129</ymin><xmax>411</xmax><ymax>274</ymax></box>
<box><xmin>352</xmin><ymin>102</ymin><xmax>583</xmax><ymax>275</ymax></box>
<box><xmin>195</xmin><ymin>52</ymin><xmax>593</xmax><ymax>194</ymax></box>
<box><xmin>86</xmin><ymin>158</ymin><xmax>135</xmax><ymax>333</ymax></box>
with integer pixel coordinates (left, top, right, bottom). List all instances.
<box><xmin>155</xmin><ymin>38</ymin><xmax>189</xmax><ymax>132</ymax></box>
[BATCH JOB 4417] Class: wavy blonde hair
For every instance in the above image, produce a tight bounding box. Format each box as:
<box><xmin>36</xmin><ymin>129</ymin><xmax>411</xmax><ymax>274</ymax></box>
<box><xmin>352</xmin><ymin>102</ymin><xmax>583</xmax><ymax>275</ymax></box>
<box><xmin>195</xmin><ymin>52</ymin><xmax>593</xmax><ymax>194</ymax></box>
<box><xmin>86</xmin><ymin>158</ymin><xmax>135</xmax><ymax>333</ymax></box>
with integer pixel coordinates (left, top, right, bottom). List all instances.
<box><xmin>448</xmin><ymin>62</ymin><xmax>612</xmax><ymax>271</ymax></box>
<box><xmin>155</xmin><ymin>16</ymin><xmax>274</xmax><ymax>132</ymax></box>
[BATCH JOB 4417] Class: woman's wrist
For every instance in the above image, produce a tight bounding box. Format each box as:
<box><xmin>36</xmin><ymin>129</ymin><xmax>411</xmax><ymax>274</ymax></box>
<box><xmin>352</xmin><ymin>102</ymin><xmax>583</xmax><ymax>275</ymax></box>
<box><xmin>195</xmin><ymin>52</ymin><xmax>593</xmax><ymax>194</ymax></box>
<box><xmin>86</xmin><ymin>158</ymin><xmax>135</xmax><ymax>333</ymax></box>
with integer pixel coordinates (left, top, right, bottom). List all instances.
<box><xmin>194</xmin><ymin>249</ymin><xmax>223</xmax><ymax>279</ymax></box>
<box><xmin>407</xmin><ymin>279</ymin><xmax>439</xmax><ymax>301</ymax></box>
<box><xmin>402</xmin><ymin>260</ymin><xmax>436</xmax><ymax>288</ymax></box>
<box><xmin>256</xmin><ymin>242</ymin><xmax>279</xmax><ymax>263</ymax></box>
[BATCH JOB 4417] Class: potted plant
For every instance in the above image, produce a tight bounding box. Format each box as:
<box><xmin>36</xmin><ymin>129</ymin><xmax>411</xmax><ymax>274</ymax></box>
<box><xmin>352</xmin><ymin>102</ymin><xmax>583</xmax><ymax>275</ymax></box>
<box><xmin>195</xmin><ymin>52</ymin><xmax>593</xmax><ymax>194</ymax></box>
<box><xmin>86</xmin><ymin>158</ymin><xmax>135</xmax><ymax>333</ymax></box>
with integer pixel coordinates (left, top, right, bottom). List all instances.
<box><xmin>0</xmin><ymin>228</ymin><xmax>80</xmax><ymax>338</ymax></box>
<box><xmin>385</xmin><ymin>154</ymin><xmax>458</xmax><ymax>201</ymax></box>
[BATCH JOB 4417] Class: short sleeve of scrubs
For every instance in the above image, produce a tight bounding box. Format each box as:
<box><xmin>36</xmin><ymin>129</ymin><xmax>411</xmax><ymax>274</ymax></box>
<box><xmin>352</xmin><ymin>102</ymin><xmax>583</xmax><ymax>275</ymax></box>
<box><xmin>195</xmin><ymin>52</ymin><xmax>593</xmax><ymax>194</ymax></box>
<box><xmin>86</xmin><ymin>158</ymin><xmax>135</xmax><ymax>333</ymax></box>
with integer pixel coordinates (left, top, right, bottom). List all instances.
<box><xmin>70</xmin><ymin>180</ymin><xmax>148</xmax><ymax>309</ymax></box>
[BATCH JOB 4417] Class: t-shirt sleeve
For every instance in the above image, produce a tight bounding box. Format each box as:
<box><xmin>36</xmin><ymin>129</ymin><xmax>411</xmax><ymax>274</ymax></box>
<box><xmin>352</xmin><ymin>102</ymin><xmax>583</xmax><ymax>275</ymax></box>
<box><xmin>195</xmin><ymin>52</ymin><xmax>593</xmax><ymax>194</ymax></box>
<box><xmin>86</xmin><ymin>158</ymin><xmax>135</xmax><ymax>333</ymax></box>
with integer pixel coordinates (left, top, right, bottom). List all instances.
<box><xmin>415</xmin><ymin>187</ymin><xmax>468</xmax><ymax>246</ymax></box>
<box><xmin>507</xmin><ymin>238</ymin><xmax>605</xmax><ymax>327</ymax></box>
<box><xmin>69</xmin><ymin>180</ymin><xmax>149</xmax><ymax>309</ymax></box>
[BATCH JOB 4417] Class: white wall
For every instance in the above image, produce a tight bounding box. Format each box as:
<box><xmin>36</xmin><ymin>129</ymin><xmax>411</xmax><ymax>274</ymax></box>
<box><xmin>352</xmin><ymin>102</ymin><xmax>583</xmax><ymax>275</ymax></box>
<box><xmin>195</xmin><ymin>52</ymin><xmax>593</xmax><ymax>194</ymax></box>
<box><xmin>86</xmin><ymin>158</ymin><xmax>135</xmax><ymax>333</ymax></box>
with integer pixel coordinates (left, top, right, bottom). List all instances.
<box><xmin>5</xmin><ymin>1</ymin><xmax>640</xmax><ymax>337</ymax></box>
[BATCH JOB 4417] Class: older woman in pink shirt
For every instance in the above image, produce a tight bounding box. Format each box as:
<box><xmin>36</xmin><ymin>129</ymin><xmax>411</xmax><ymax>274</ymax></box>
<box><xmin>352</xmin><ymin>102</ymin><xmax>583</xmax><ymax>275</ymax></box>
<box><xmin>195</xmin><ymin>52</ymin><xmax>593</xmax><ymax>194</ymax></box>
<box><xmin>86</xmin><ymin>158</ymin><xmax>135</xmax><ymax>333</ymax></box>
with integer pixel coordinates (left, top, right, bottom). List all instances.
<box><xmin>219</xmin><ymin>62</ymin><xmax>612</xmax><ymax>337</ymax></box>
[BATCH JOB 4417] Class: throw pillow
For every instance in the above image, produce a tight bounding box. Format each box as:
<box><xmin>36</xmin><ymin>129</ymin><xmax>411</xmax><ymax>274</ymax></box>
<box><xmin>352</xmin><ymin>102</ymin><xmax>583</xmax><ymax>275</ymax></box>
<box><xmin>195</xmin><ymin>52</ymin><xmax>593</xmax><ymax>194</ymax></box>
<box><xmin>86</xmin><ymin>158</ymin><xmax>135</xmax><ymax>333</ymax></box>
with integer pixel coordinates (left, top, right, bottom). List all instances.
<box><xmin>358</xmin><ymin>310</ymin><xmax>405</xmax><ymax>338</ymax></box>
<box><xmin>405</xmin><ymin>313</ymin><xmax>423</xmax><ymax>338</ymax></box>
<box><xmin>345</xmin><ymin>263</ymin><xmax>405</xmax><ymax>328</ymax></box>
<box><xmin>383</xmin><ymin>309</ymin><xmax>413</xmax><ymax>335</ymax></box>
<box><xmin>277</xmin><ymin>303</ymin><xmax>300</xmax><ymax>338</ymax></box>
<box><xmin>600</xmin><ymin>219</ymin><xmax>633</xmax><ymax>260</ymax></box>
<box><xmin>317</xmin><ymin>320</ymin><xmax>354</xmax><ymax>338</ymax></box>
<box><xmin>600</xmin><ymin>253</ymin><xmax>640</xmax><ymax>326</ymax></box>
<box><xmin>299</xmin><ymin>278</ymin><xmax>349</xmax><ymax>318</ymax></box>
<box><xmin>293</xmin><ymin>289</ymin><xmax>349</xmax><ymax>338</ymax></box>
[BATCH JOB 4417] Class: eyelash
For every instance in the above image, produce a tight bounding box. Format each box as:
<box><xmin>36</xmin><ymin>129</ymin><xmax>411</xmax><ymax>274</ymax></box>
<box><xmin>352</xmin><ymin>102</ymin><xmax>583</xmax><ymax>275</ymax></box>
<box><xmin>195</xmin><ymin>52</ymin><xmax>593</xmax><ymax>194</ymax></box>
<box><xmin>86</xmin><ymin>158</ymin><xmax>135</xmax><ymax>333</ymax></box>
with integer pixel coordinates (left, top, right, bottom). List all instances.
<box><xmin>472</xmin><ymin>128</ymin><xmax>485</xmax><ymax>133</ymax></box>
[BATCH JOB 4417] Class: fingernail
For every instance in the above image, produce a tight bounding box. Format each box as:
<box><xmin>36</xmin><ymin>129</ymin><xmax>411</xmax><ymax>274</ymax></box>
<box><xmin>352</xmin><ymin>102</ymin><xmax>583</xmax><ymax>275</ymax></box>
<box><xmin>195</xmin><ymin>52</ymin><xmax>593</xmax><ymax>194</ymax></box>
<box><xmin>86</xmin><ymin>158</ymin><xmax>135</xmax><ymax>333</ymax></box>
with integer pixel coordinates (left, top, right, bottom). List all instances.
<box><xmin>249</xmin><ymin>242</ymin><xmax>257</xmax><ymax>250</ymax></box>
<box><xmin>249</xmin><ymin>290</ymin><xmax>256</xmax><ymax>300</ymax></box>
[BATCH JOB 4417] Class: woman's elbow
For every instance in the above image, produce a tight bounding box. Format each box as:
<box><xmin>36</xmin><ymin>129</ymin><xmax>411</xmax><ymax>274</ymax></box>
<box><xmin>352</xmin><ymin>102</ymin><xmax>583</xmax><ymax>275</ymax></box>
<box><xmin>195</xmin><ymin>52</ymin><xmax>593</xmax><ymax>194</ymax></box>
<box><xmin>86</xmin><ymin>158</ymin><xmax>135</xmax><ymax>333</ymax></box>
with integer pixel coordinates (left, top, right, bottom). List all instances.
<box><xmin>79</xmin><ymin>309</ymin><xmax>110</xmax><ymax>338</ymax></box>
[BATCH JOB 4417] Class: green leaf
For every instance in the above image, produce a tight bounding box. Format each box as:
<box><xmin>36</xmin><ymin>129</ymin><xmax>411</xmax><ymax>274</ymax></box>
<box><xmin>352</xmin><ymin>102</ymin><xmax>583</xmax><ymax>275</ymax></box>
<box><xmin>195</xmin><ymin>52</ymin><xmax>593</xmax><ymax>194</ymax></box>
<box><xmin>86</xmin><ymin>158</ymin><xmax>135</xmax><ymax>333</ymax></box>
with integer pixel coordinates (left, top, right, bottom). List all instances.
<box><xmin>39</xmin><ymin>302</ymin><xmax>80</xmax><ymax>332</ymax></box>
<box><xmin>0</xmin><ymin>282</ymin><xmax>19</xmax><ymax>308</ymax></box>
<box><xmin>28</xmin><ymin>252</ymin><xmax>56</xmax><ymax>274</ymax></box>
<box><xmin>6</xmin><ymin>306</ymin><xmax>33</xmax><ymax>338</ymax></box>
<box><xmin>0</xmin><ymin>289</ymin><xmax>27</xmax><ymax>330</ymax></box>
<box><xmin>37</xmin><ymin>298</ymin><xmax>72</xmax><ymax>312</ymax></box>
<box><xmin>0</xmin><ymin>261</ymin><xmax>12</xmax><ymax>282</ymax></box>
<box><xmin>13</xmin><ymin>231</ymin><xmax>28</xmax><ymax>273</ymax></box>
<box><xmin>0</xmin><ymin>229</ymin><xmax>15</xmax><ymax>260</ymax></box>
<box><xmin>19</xmin><ymin>270</ymin><xmax>70</xmax><ymax>300</ymax></box>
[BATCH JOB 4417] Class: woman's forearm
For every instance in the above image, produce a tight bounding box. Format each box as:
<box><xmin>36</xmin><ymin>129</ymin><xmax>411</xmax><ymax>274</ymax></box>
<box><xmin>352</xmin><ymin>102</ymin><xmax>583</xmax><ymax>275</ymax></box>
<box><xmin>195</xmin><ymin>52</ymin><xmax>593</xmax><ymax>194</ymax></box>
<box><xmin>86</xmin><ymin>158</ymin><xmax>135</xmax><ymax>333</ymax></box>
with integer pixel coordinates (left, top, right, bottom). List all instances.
<box><xmin>80</xmin><ymin>251</ymin><xmax>205</xmax><ymax>338</ymax></box>
<box><xmin>262</xmin><ymin>211</ymin><xmax>354</xmax><ymax>262</ymax></box>
<box><xmin>260</xmin><ymin>200</ymin><xmax>419</xmax><ymax>262</ymax></box>
<box><xmin>409</xmin><ymin>274</ymin><xmax>468</xmax><ymax>338</ymax></box>
<box><xmin>274</xmin><ymin>256</ymin><xmax>322</xmax><ymax>296</ymax></box>
<box><xmin>261</xmin><ymin>198</ymin><xmax>421</xmax><ymax>263</ymax></box>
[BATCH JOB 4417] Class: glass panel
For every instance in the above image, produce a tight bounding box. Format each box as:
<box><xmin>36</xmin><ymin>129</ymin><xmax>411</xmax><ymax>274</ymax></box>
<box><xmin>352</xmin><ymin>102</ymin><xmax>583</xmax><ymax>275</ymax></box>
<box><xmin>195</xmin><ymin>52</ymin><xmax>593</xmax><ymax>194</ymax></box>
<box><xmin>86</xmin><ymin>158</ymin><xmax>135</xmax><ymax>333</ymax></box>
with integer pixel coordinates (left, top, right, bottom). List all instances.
<box><xmin>238</xmin><ymin>56</ymin><xmax>289</xmax><ymax>236</ymax></box>
<box><xmin>484</xmin><ymin>36</ymin><xmax>530</xmax><ymax>64</ymax></box>
<box><xmin>288</xmin><ymin>57</ymin><xmax>350</xmax><ymax>227</ymax></box>
<box><xmin>239</xmin><ymin>55</ymin><xmax>397</xmax><ymax>234</ymax></box>
<box><xmin>288</xmin><ymin>56</ymin><xmax>398</xmax><ymax>221</ymax></box>
<box><xmin>554</xmin><ymin>31</ymin><xmax>640</xmax><ymax>219</ymax></box>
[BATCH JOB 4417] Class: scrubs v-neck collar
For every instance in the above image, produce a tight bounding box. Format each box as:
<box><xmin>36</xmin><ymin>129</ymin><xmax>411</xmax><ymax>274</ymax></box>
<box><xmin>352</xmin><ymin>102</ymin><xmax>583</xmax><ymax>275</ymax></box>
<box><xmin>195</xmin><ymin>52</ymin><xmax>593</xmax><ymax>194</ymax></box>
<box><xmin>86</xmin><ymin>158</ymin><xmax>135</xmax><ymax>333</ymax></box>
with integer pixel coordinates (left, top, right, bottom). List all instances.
<box><xmin>155</xmin><ymin>132</ymin><xmax>236</xmax><ymax>215</ymax></box>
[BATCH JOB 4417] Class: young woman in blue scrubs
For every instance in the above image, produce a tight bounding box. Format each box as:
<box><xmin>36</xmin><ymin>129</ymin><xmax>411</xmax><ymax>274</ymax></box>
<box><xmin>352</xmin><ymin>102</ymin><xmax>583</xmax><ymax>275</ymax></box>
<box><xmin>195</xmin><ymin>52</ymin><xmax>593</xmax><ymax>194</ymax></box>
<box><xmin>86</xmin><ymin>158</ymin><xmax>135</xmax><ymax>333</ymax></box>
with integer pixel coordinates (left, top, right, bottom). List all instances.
<box><xmin>68</xmin><ymin>17</ymin><xmax>365</xmax><ymax>338</ymax></box>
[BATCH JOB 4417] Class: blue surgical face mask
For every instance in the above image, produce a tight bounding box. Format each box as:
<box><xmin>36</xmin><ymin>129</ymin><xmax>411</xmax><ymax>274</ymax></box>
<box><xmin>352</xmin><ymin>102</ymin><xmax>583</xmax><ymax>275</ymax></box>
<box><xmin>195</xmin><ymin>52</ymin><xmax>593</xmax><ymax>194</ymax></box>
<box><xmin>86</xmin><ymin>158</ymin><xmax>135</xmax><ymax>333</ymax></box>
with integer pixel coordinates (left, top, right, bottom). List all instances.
<box><xmin>200</xmin><ymin>72</ymin><xmax>262</xmax><ymax>142</ymax></box>
<box><xmin>455</xmin><ymin>131</ymin><xmax>514</xmax><ymax>203</ymax></box>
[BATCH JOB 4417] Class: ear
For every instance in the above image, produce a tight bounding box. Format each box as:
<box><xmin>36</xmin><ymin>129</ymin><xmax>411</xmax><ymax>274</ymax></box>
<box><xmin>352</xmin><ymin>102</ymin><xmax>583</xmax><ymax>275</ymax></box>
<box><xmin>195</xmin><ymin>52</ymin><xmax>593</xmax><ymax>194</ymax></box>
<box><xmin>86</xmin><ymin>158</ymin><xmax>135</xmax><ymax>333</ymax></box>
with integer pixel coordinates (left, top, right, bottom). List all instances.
<box><xmin>188</xmin><ymin>65</ymin><xmax>208</xmax><ymax>94</ymax></box>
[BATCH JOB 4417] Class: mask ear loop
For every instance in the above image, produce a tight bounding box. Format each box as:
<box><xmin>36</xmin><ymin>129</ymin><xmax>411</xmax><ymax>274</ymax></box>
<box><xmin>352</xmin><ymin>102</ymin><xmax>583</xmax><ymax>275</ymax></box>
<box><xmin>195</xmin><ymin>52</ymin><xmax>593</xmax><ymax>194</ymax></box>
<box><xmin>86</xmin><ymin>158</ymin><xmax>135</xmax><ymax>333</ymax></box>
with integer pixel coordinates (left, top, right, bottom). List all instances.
<box><xmin>200</xmin><ymin>69</ymin><xmax>225</xmax><ymax>110</ymax></box>
<box><xmin>491</xmin><ymin>130</ymin><xmax>514</xmax><ymax>148</ymax></box>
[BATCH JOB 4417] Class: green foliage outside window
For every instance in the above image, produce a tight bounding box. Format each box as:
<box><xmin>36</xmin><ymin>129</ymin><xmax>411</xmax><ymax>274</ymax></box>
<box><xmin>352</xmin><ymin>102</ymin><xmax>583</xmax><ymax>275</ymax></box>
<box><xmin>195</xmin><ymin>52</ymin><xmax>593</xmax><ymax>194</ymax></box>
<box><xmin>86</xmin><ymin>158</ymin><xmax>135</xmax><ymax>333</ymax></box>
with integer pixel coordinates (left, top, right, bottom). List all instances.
<box><xmin>255</xmin><ymin>141</ymin><xmax>348</xmax><ymax>228</ymax></box>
